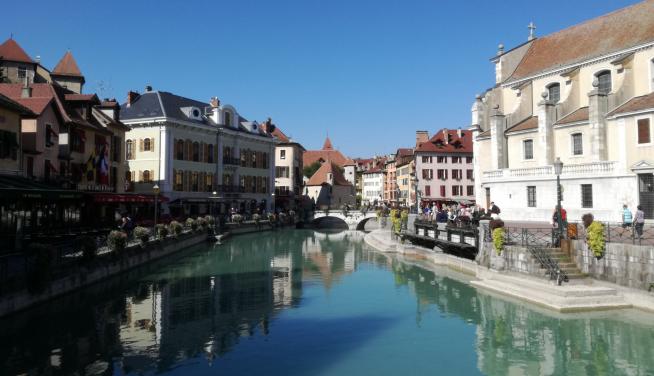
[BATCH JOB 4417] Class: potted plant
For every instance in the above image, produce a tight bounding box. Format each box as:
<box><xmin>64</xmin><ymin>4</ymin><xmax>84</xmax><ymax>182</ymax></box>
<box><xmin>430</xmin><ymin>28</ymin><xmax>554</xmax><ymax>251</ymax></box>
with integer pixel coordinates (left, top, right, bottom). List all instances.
<box><xmin>108</xmin><ymin>230</ymin><xmax>128</xmax><ymax>254</ymax></box>
<box><xmin>186</xmin><ymin>218</ymin><xmax>198</xmax><ymax>231</ymax></box>
<box><xmin>582</xmin><ymin>213</ymin><xmax>605</xmax><ymax>260</ymax></box>
<box><xmin>489</xmin><ymin>219</ymin><xmax>506</xmax><ymax>255</ymax></box>
<box><xmin>156</xmin><ymin>223</ymin><xmax>169</xmax><ymax>238</ymax></box>
<box><xmin>204</xmin><ymin>215</ymin><xmax>215</xmax><ymax>227</ymax></box>
<box><xmin>134</xmin><ymin>226</ymin><xmax>151</xmax><ymax>244</ymax></box>
<box><xmin>169</xmin><ymin>221</ymin><xmax>183</xmax><ymax>237</ymax></box>
<box><xmin>232</xmin><ymin>214</ymin><xmax>243</xmax><ymax>225</ymax></box>
<box><xmin>253</xmin><ymin>213</ymin><xmax>261</xmax><ymax>228</ymax></box>
<box><xmin>197</xmin><ymin>217</ymin><xmax>208</xmax><ymax>230</ymax></box>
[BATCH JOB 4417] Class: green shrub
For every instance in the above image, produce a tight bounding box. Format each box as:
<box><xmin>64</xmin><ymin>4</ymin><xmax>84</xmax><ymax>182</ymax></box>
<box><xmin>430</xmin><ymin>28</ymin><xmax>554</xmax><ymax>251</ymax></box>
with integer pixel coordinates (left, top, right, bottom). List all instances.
<box><xmin>133</xmin><ymin>226</ymin><xmax>150</xmax><ymax>243</ymax></box>
<box><xmin>492</xmin><ymin>227</ymin><xmax>505</xmax><ymax>255</ymax></box>
<box><xmin>169</xmin><ymin>221</ymin><xmax>183</xmax><ymax>237</ymax></box>
<box><xmin>156</xmin><ymin>223</ymin><xmax>169</xmax><ymax>238</ymax></box>
<box><xmin>25</xmin><ymin>243</ymin><xmax>53</xmax><ymax>294</ymax></box>
<box><xmin>107</xmin><ymin>230</ymin><xmax>128</xmax><ymax>254</ymax></box>
<box><xmin>587</xmin><ymin>221</ymin><xmax>605</xmax><ymax>259</ymax></box>
<box><xmin>232</xmin><ymin>214</ymin><xmax>243</xmax><ymax>224</ymax></box>
<box><xmin>253</xmin><ymin>213</ymin><xmax>261</xmax><ymax>223</ymax></box>
<box><xmin>204</xmin><ymin>215</ymin><xmax>215</xmax><ymax>226</ymax></box>
<box><xmin>186</xmin><ymin>218</ymin><xmax>197</xmax><ymax>231</ymax></box>
<box><xmin>197</xmin><ymin>217</ymin><xmax>208</xmax><ymax>230</ymax></box>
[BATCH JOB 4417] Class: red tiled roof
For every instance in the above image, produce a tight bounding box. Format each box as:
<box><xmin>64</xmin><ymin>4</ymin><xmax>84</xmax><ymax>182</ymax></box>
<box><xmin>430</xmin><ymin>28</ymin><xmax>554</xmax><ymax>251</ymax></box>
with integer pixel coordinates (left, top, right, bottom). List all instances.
<box><xmin>415</xmin><ymin>129</ymin><xmax>472</xmax><ymax>153</ymax></box>
<box><xmin>0</xmin><ymin>38</ymin><xmax>34</xmax><ymax>64</ymax></box>
<box><xmin>507</xmin><ymin>0</ymin><xmax>654</xmax><ymax>83</ymax></box>
<box><xmin>99</xmin><ymin>100</ymin><xmax>119</xmax><ymax>108</ymax></box>
<box><xmin>396</xmin><ymin>148</ymin><xmax>414</xmax><ymax>157</ymax></box>
<box><xmin>505</xmin><ymin>116</ymin><xmax>539</xmax><ymax>134</ymax></box>
<box><xmin>0</xmin><ymin>93</ymin><xmax>35</xmax><ymax>115</ymax></box>
<box><xmin>608</xmin><ymin>92</ymin><xmax>654</xmax><ymax>116</ymax></box>
<box><xmin>556</xmin><ymin>107</ymin><xmax>589</xmax><ymax>125</ymax></box>
<box><xmin>65</xmin><ymin>93</ymin><xmax>97</xmax><ymax>101</ymax></box>
<box><xmin>13</xmin><ymin>97</ymin><xmax>53</xmax><ymax>115</ymax></box>
<box><xmin>52</xmin><ymin>51</ymin><xmax>83</xmax><ymax>77</ymax></box>
<box><xmin>270</xmin><ymin>126</ymin><xmax>289</xmax><ymax>142</ymax></box>
<box><xmin>363</xmin><ymin>166</ymin><xmax>383</xmax><ymax>174</ymax></box>
<box><xmin>0</xmin><ymin>83</ymin><xmax>72</xmax><ymax>123</ymax></box>
<box><xmin>306</xmin><ymin>161</ymin><xmax>351</xmax><ymax>186</ymax></box>
<box><xmin>303</xmin><ymin>149</ymin><xmax>353</xmax><ymax>167</ymax></box>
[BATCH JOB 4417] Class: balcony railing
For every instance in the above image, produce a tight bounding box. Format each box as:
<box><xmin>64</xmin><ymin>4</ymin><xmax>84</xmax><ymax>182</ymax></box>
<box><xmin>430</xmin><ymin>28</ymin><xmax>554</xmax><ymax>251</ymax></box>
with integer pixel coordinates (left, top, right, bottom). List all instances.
<box><xmin>483</xmin><ymin>161</ymin><xmax>618</xmax><ymax>181</ymax></box>
<box><xmin>216</xmin><ymin>184</ymin><xmax>244</xmax><ymax>193</ymax></box>
<box><xmin>223</xmin><ymin>157</ymin><xmax>240</xmax><ymax>166</ymax></box>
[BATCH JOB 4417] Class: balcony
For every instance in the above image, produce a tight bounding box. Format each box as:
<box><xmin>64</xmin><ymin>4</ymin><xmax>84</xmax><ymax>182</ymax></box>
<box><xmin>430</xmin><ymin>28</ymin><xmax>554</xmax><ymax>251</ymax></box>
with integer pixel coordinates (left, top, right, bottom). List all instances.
<box><xmin>217</xmin><ymin>184</ymin><xmax>245</xmax><ymax>193</ymax></box>
<box><xmin>223</xmin><ymin>157</ymin><xmax>240</xmax><ymax>166</ymax></box>
<box><xmin>482</xmin><ymin>161</ymin><xmax>618</xmax><ymax>182</ymax></box>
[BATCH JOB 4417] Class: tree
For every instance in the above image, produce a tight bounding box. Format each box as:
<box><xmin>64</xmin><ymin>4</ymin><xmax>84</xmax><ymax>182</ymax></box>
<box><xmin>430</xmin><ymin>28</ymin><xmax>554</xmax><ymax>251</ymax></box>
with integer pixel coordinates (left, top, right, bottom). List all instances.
<box><xmin>303</xmin><ymin>161</ymin><xmax>322</xmax><ymax>178</ymax></box>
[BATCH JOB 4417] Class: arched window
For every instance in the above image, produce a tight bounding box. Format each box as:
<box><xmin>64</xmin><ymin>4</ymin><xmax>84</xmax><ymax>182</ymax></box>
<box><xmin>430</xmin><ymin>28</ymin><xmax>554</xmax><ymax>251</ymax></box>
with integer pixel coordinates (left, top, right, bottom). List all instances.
<box><xmin>547</xmin><ymin>83</ymin><xmax>560</xmax><ymax>103</ymax></box>
<box><xmin>192</xmin><ymin>142</ymin><xmax>200</xmax><ymax>162</ymax></box>
<box><xmin>143</xmin><ymin>138</ymin><xmax>151</xmax><ymax>151</ymax></box>
<box><xmin>571</xmin><ymin>133</ymin><xmax>583</xmax><ymax>155</ymax></box>
<box><xmin>208</xmin><ymin>144</ymin><xmax>214</xmax><ymax>163</ymax></box>
<box><xmin>126</xmin><ymin>140</ymin><xmax>134</xmax><ymax>160</ymax></box>
<box><xmin>176</xmin><ymin>139</ymin><xmax>184</xmax><ymax>160</ymax></box>
<box><xmin>596</xmin><ymin>70</ymin><xmax>612</xmax><ymax>94</ymax></box>
<box><xmin>143</xmin><ymin>170</ymin><xmax>150</xmax><ymax>182</ymax></box>
<box><xmin>224</xmin><ymin>111</ymin><xmax>232</xmax><ymax>127</ymax></box>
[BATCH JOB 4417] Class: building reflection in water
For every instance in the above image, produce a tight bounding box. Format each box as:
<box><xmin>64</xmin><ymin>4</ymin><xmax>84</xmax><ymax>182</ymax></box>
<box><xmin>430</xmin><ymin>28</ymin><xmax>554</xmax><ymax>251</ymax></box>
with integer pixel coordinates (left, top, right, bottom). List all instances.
<box><xmin>0</xmin><ymin>229</ymin><xmax>652</xmax><ymax>375</ymax></box>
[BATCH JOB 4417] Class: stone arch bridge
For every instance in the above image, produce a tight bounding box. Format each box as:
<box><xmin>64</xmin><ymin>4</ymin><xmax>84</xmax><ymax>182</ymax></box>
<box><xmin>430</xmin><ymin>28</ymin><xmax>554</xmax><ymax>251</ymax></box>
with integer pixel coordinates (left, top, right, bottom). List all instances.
<box><xmin>311</xmin><ymin>211</ymin><xmax>380</xmax><ymax>231</ymax></box>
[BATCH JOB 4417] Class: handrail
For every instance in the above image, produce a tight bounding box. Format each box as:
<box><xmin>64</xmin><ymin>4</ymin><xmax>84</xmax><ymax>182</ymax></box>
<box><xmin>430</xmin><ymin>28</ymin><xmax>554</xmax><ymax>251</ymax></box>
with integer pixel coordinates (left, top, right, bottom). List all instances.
<box><xmin>527</xmin><ymin>247</ymin><xmax>568</xmax><ymax>285</ymax></box>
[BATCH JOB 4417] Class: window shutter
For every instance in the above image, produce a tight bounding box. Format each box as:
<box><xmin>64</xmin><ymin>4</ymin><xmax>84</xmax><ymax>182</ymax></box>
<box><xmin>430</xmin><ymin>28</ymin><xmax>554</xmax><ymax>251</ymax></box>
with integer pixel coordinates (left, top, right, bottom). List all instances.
<box><xmin>138</xmin><ymin>170</ymin><xmax>143</xmax><ymax>182</ymax></box>
<box><xmin>139</xmin><ymin>139</ymin><xmax>144</xmax><ymax>152</ymax></box>
<box><xmin>151</xmin><ymin>138</ymin><xmax>155</xmax><ymax>153</ymax></box>
<box><xmin>186</xmin><ymin>140</ymin><xmax>192</xmax><ymax>161</ymax></box>
<box><xmin>150</xmin><ymin>170</ymin><xmax>155</xmax><ymax>182</ymax></box>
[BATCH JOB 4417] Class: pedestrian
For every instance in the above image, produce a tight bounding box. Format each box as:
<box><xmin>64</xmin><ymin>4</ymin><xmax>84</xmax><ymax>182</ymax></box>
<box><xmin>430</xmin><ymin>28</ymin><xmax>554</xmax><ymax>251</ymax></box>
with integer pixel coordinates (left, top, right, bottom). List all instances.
<box><xmin>489</xmin><ymin>201</ymin><xmax>501</xmax><ymax>219</ymax></box>
<box><xmin>634</xmin><ymin>205</ymin><xmax>645</xmax><ymax>239</ymax></box>
<box><xmin>622</xmin><ymin>204</ymin><xmax>633</xmax><ymax>228</ymax></box>
<box><xmin>552</xmin><ymin>205</ymin><xmax>567</xmax><ymax>229</ymax></box>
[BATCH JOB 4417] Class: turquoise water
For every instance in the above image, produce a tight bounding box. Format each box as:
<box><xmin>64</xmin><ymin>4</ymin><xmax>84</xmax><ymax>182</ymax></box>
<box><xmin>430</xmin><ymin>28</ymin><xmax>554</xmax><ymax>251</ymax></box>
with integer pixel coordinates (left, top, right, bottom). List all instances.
<box><xmin>1</xmin><ymin>229</ymin><xmax>654</xmax><ymax>375</ymax></box>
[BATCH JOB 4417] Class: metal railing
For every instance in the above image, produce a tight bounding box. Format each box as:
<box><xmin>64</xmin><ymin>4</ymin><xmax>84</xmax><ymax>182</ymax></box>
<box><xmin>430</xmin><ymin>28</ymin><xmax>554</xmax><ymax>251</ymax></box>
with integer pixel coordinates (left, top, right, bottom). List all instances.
<box><xmin>573</xmin><ymin>221</ymin><xmax>654</xmax><ymax>246</ymax></box>
<box><xmin>528</xmin><ymin>246</ymin><xmax>568</xmax><ymax>285</ymax></box>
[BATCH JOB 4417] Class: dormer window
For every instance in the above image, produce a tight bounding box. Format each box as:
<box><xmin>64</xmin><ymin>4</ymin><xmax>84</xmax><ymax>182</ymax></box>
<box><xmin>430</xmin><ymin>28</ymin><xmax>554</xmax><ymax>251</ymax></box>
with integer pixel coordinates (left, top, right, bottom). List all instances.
<box><xmin>547</xmin><ymin>83</ymin><xmax>560</xmax><ymax>103</ymax></box>
<box><xmin>192</xmin><ymin>108</ymin><xmax>200</xmax><ymax>118</ymax></box>
<box><xmin>596</xmin><ymin>70</ymin><xmax>612</xmax><ymax>94</ymax></box>
<box><xmin>224</xmin><ymin>111</ymin><xmax>232</xmax><ymax>127</ymax></box>
<box><xmin>17</xmin><ymin>66</ymin><xmax>27</xmax><ymax>80</ymax></box>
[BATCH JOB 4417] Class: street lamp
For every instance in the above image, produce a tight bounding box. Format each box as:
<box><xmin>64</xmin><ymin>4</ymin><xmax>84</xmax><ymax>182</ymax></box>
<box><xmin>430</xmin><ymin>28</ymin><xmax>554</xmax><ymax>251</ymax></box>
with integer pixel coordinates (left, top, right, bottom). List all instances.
<box><xmin>153</xmin><ymin>184</ymin><xmax>160</xmax><ymax>239</ymax></box>
<box><xmin>553</xmin><ymin>158</ymin><xmax>564</xmax><ymax>243</ymax></box>
<box><xmin>209</xmin><ymin>191</ymin><xmax>221</xmax><ymax>233</ymax></box>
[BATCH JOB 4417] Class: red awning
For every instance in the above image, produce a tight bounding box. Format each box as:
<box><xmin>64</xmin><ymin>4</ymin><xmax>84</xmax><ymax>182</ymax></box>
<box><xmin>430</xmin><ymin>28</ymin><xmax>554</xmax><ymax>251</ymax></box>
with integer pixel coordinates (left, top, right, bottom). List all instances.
<box><xmin>92</xmin><ymin>193</ymin><xmax>170</xmax><ymax>203</ymax></box>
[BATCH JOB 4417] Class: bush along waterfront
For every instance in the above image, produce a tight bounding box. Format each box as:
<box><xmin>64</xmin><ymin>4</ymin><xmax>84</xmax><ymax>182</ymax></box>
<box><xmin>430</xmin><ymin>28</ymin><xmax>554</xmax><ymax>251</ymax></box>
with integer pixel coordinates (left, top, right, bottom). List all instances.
<box><xmin>490</xmin><ymin>219</ymin><xmax>505</xmax><ymax>255</ymax></box>
<box><xmin>583</xmin><ymin>213</ymin><xmax>605</xmax><ymax>260</ymax></box>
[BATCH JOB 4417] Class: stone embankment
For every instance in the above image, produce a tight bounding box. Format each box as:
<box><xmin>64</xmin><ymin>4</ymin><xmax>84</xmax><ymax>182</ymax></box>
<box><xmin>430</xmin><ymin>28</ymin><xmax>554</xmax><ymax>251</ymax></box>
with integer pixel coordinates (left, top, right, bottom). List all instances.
<box><xmin>364</xmin><ymin>229</ymin><xmax>654</xmax><ymax>313</ymax></box>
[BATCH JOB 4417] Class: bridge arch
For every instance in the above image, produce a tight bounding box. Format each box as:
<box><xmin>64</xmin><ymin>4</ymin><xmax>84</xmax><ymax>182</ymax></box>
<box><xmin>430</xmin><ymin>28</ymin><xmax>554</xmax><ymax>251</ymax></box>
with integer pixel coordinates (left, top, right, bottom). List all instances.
<box><xmin>311</xmin><ymin>211</ymin><xmax>378</xmax><ymax>231</ymax></box>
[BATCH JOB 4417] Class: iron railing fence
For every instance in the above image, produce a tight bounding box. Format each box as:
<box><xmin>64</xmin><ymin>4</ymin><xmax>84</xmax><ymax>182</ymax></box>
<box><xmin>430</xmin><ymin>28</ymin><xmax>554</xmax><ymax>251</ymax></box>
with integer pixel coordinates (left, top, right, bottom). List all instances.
<box><xmin>571</xmin><ymin>221</ymin><xmax>654</xmax><ymax>246</ymax></box>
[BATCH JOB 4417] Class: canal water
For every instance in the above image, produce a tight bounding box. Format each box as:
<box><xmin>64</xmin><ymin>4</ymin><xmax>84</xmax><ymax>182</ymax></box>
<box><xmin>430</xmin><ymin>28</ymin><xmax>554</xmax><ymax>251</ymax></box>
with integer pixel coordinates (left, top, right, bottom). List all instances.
<box><xmin>1</xmin><ymin>229</ymin><xmax>654</xmax><ymax>375</ymax></box>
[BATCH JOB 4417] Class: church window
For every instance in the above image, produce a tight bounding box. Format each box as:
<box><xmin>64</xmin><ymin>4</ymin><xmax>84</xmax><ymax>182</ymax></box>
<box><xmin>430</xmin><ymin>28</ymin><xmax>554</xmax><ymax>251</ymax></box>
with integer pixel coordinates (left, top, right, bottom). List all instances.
<box><xmin>547</xmin><ymin>83</ymin><xmax>560</xmax><ymax>103</ymax></box>
<box><xmin>523</xmin><ymin>139</ymin><xmax>534</xmax><ymax>160</ymax></box>
<box><xmin>596</xmin><ymin>70</ymin><xmax>612</xmax><ymax>94</ymax></box>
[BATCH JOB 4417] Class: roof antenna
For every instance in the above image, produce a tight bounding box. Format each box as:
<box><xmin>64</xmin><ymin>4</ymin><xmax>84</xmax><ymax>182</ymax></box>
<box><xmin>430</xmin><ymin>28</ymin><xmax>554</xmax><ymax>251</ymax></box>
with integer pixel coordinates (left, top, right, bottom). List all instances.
<box><xmin>528</xmin><ymin>22</ymin><xmax>536</xmax><ymax>41</ymax></box>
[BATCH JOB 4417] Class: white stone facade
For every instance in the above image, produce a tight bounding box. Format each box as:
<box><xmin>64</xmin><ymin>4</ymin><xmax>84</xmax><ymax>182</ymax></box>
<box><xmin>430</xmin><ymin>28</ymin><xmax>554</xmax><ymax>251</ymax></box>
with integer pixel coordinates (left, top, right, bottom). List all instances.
<box><xmin>362</xmin><ymin>171</ymin><xmax>384</xmax><ymax>204</ymax></box>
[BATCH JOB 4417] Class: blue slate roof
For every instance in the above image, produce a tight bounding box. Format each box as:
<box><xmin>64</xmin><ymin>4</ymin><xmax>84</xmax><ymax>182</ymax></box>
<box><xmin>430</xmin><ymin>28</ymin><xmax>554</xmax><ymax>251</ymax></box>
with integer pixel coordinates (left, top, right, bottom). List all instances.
<box><xmin>120</xmin><ymin>91</ymin><xmax>210</xmax><ymax>125</ymax></box>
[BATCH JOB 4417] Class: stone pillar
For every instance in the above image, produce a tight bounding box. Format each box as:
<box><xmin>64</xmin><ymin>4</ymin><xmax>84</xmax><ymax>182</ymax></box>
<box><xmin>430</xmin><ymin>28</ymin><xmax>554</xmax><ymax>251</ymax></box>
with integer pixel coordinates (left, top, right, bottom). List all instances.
<box><xmin>490</xmin><ymin>105</ymin><xmax>507</xmax><ymax>169</ymax></box>
<box><xmin>588</xmin><ymin>81</ymin><xmax>609</xmax><ymax>161</ymax></box>
<box><xmin>537</xmin><ymin>92</ymin><xmax>556</xmax><ymax>166</ymax></box>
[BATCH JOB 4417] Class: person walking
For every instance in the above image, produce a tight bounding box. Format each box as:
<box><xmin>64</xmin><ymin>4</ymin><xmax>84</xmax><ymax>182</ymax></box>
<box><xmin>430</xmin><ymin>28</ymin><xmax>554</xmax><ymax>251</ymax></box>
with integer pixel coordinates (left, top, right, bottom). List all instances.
<box><xmin>622</xmin><ymin>204</ymin><xmax>633</xmax><ymax>228</ymax></box>
<box><xmin>489</xmin><ymin>202</ymin><xmax>501</xmax><ymax>219</ymax></box>
<box><xmin>634</xmin><ymin>205</ymin><xmax>645</xmax><ymax>239</ymax></box>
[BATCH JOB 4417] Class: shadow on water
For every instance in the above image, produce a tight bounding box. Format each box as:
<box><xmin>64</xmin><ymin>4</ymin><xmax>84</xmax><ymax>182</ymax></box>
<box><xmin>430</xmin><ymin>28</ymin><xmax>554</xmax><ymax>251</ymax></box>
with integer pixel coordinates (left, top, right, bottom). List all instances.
<box><xmin>0</xmin><ymin>229</ymin><xmax>653</xmax><ymax>375</ymax></box>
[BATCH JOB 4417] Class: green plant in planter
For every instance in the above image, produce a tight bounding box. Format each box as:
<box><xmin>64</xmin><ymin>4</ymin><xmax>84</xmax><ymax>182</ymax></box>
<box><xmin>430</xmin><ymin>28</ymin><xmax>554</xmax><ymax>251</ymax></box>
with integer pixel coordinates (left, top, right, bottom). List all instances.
<box><xmin>582</xmin><ymin>213</ymin><xmax>605</xmax><ymax>259</ymax></box>
<box><xmin>267</xmin><ymin>213</ymin><xmax>275</xmax><ymax>225</ymax></box>
<box><xmin>253</xmin><ymin>213</ymin><xmax>261</xmax><ymax>225</ymax></box>
<box><xmin>492</xmin><ymin>227</ymin><xmax>505</xmax><ymax>255</ymax></box>
<box><xmin>108</xmin><ymin>230</ymin><xmax>128</xmax><ymax>254</ymax></box>
<box><xmin>133</xmin><ymin>226</ymin><xmax>150</xmax><ymax>244</ymax></box>
<box><xmin>169</xmin><ymin>221</ymin><xmax>183</xmax><ymax>237</ymax></box>
<box><xmin>156</xmin><ymin>223</ymin><xmax>169</xmax><ymax>238</ymax></box>
<box><xmin>204</xmin><ymin>215</ymin><xmax>215</xmax><ymax>226</ymax></box>
<box><xmin>76</xmin><ymin>235</ymin><xmax>98</xmax><ymax>263</ymax></box>
<box><xmin>25</xmin><ymin>242</ymin><xmax>53</xmax><ymax>294</ymax></box>
<box><xmin>197</xmin><ymin>217</ymin><xmax>208</xmax><ymax>230</ymax></box>
<box><xmin>186</xmin><ymin>218</ymin><xmax>197</xmax><ymax>231</ymax></box>
<box><xmin>400</xmin><ymin>210</ymin><xmax>409</xmax><ymax>229</ymax></box>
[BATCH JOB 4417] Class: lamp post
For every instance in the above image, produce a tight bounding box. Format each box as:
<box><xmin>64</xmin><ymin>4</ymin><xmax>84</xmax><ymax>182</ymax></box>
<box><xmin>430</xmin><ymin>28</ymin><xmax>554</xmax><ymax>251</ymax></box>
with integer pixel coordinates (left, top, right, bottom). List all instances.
<box><xmin>271</xmin><ymin>193</ymin><xmax>276</xmax><ymax>214</ymax></box>
<box><xmin>210</xmin><ymin>191</ymin><xmax>220</xmax><ymax>233</ymax></box>
<box><xmin>153</xmin><ymin>184</ymin><xmax>160</xmax><ymax>239</ymax></box>
<box><xmin>553</xmin><ymin>158</ymin><xmax>564</xmax><ymax>243</ymax></box>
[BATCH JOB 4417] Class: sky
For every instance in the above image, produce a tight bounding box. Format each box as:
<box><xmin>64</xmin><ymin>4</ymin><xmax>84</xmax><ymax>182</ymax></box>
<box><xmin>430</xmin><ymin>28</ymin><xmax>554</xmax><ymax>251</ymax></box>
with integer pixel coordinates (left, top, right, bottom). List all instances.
<box><xmin>2</xmin><ymin>0</ymin><xmax>638</xmax><ymax>157</ymax></box>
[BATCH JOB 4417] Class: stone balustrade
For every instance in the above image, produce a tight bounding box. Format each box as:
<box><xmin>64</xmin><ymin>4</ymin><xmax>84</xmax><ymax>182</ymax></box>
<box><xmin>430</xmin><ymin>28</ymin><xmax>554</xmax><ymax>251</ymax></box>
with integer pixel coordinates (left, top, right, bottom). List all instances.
<box><xmin>482</xmin><ymin>161</ymin><xmax>618</xmax><ymax>181</ymax></box>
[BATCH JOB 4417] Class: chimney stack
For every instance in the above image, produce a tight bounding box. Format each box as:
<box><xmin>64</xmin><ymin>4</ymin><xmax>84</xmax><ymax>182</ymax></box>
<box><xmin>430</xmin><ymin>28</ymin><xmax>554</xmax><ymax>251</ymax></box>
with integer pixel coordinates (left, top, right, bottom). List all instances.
<box><xmin>415</xmin><ymin>130</ymin><xmax>429</xmax><ymax>147</ymax></box>
<box><xmin>457</xmin><ymin>127</ymin><xmax>462</xmax><ymax>138</ymax></box>
<box><xmin>210</xmin><ymin>97</ymin><xmax>220</xmax><ymax>108</ymax></box>
<box><xmin>443</xmin><ymin>128</ymin><xmax>449</xmax><ymax>144</ymax></box>
<box><xmin>145</xmin><ymin>85</ymin><xmax>152</xmax><ymax>92</ymax></box>
<box><xmin>126</xmin><ymin>91</ymin><xmax>139</xmax><ymax>107</ymax></box>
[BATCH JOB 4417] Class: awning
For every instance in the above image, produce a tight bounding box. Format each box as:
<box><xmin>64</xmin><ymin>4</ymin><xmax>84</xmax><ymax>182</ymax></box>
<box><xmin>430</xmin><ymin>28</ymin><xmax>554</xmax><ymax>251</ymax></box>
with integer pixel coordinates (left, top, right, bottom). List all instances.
<box><xmin>92</xmin><ymin>193</ymin><xmax>170</xmax><ymax>203</ymax></box>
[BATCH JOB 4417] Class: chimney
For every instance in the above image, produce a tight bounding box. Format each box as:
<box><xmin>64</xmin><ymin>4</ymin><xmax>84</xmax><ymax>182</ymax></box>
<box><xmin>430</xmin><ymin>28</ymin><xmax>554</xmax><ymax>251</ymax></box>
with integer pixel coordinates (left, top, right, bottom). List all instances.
<box><xmin>126</xmin><ymin>91</ymin><xmax>139</xmax><ymax>107</ymax></box>
<box><xmin>21</xmin><ymin>78</ymin><xmax>31</xmax><ymax>98</ymax></box>
<box><xmin>415</xmin><ymin>130</ymin><xmax>429</xmax><ymax>147</ymax></box>
<box><xmin>144</xmin><ymin>85</ymin><xmax>153</xmax><ymax>92</ymax></box>
<box><xmin>443</xmin><ymin>128</ymin><xmax>449</xmax><ymax>144</ymax></box>
<box><xmin>457</xmin><ymin>127</ymin><xmax>462</xmax><ymax>138</ymax></box>
<box><xmin>497</xmin><ymin>43</ymin><xmax>504</xmax><ymax>56</ymax></box>
<box><xmin>210</xmin><ymin>97</ymin><xmax>220</xmax><ymax>108</ymax></box>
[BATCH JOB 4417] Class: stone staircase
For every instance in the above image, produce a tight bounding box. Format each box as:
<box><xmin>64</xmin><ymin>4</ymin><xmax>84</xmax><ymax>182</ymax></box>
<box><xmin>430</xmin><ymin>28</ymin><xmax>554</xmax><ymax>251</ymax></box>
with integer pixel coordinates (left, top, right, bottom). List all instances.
<box><xmin>533</xmin><ymin>247</ymin><xmax>588</xmax><ymax>282</ymax></box>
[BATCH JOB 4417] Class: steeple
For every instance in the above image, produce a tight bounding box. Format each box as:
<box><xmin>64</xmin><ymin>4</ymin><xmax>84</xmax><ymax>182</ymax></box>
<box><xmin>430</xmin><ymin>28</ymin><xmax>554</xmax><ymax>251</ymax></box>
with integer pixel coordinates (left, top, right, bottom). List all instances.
<box><xmin>322</xmin><ymin>136</ymin><xmax>333</xmax><ymax>150</ymax></box>
<box><xmin>51</xmin><ymin>50</ymin><xmax>85</xmax><ymax>93</ymax></box>
<box><xmin>0</xmin><ymin>38</ymin><xmax>34</xmax><ymax>63</ymax></box>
